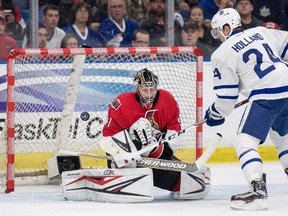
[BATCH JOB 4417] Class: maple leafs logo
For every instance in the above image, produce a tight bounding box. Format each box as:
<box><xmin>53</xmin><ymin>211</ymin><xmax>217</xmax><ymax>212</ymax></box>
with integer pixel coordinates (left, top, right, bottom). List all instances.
<box><xmin>259</xmin><ymin>6</ymin><xmax>271</xmax><ymax>18</ymax></box>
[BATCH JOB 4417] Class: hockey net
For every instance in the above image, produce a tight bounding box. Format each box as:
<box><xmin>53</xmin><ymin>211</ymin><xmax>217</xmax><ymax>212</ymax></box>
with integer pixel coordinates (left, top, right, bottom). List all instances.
<box><xmin>0</xmin><ymin>46</ymin><xmax>203</xmax><ymax>192</ymax></box>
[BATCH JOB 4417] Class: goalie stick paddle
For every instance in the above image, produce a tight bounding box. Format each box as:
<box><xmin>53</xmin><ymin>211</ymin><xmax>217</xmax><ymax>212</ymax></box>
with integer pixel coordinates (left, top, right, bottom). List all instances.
<box><xmin>59</xmin><ymin>132</ymin><xmax>222</xmax><ymax>172</ymax></box>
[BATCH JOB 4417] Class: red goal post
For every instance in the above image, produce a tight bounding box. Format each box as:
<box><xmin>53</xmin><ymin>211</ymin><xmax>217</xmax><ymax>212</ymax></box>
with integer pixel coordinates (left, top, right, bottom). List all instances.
<box><xmin>1</xmin><ymin>46</ymin><xmax>203</xmax><ymax>193</ymax></box>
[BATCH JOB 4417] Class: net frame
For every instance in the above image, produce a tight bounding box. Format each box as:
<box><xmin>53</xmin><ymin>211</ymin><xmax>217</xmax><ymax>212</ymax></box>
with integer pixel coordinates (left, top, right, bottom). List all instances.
<box><xmin>4</xmin><ymin>46</ymin><xmax>203</xmax><ymax>193</ymax></box>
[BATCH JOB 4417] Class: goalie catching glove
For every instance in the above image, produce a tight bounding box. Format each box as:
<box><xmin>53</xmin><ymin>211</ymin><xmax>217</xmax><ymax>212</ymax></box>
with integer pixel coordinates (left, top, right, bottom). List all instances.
<box><xmin>129</xmin><ymin>117</ymin><xmax>155</xmax><ymax>147</ymax></box>
<box><xmin>99</xmin><ymin>118</ymin><xmax>180</xmax><ymax>167</ymax></box>
<box><xmin>205</xmin><ymin>103</ymin><xmax>225</xmax><ymax>127</ymax></box>
<box><xmin>129</xmin><ymin>118</ymin><xmax>178</xmax><ymax>160</ymax></box>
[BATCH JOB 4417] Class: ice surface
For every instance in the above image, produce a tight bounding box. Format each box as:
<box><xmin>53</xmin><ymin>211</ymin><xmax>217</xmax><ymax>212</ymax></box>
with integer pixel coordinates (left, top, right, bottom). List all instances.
<box><xmin>1</xmin><ymin>162</ymin><xmax>287</xmax><ymax>216</ymax></box>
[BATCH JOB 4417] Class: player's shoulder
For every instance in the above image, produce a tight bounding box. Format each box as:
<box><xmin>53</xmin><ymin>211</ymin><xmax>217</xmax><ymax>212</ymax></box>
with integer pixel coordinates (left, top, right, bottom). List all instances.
<box><xmin>116</xmin><ymin>92</ymin><xmax>135</xmax><ymax>100</ymax></box>
<box><xmin>158</xmin><ymin>89</ymin><xmax>176</xmax><ymax>101</ymax></box>
<box><xmin>243</xmin><ymin>26</ymin><xmax>268</xmax><ymax>35</ymax></box>
<box><xmin>212</xmin><ymin>27</ymin><xmax>268</xmax><ymax>57</ymax></box>
<box><xmin>158</xmin><ymin>89</ymin><xmax>172</xmax><ymax>96</ymax></box>
<box><xmin>110</xmin><ymin>92</ymin><xmax>135</xmax><ymax>110</ymax></box>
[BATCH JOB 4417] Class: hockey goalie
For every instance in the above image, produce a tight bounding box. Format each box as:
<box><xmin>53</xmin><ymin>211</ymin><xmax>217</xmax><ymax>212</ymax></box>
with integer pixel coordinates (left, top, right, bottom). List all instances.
<box><xmin>61</xmin><ymin>68</ymin><xmax>210</xmax><ymax>203</ymax></box>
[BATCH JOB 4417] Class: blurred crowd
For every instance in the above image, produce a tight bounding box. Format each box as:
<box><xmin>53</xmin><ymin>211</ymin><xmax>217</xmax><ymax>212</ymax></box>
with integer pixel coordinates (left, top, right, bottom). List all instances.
<box><xmin>0</xmin><ymin>0</ymin><xmax>288</xmax><ymax>61</ymax></box>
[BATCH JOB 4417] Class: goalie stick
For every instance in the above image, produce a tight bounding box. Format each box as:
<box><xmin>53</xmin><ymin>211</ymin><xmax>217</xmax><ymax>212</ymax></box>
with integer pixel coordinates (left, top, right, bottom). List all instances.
<box><xmin>129</xmin><ymin>98</ymin><xmax>248</xmax><ymax>154</ymax></box>
<box><xmin>150</xmin><ymin>99</ymin><xmax>248</xmax><ymax>145</ymax></box>
<box><xmin>59</xmin><ymin>99</ymin><xmax>248</xmax><ymax>172</ymax></box>
<box><xmin>59</xmin><ymin>132</ymin><xmax>222</xmax><ymax>172</ymax></box>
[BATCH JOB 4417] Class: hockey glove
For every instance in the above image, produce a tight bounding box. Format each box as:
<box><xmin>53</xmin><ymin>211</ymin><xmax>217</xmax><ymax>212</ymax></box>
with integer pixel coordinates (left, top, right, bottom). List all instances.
<box><xmin>129</xmin><ymin>118</ymin><xmax>154</xmax><ymax>147</ymax></box>
<box><xmin>205</xmin><ymin>103</ymin><xmax>225</xmax><ymax>127</ymax></box>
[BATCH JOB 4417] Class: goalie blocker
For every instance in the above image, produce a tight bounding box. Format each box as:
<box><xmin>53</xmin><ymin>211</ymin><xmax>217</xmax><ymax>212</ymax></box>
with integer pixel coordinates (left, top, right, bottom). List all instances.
<box><xmin>61</xmin><ymin>166</ymin><xmax>210</xmax><ymax>202</ymax></box>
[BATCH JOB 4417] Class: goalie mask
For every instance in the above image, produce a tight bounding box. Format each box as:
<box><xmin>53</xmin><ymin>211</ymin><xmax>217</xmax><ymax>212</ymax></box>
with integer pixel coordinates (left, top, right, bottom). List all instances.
<box><xmin>134</xmin><ymin>68</ymin><xmax>159</xmax><ymax>109</ymax></box>
<box><xmin>211</xmin><ymin>8</ymin><xmax>241</xmax><ymax>41</ymax></box>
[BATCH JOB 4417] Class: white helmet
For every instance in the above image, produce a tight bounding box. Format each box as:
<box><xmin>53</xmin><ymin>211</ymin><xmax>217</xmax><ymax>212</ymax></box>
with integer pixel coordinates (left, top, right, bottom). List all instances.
<box><xmin>211</xmin><ymin>8</ymin><xmax>241</xmax><ymax>40</ymax></box>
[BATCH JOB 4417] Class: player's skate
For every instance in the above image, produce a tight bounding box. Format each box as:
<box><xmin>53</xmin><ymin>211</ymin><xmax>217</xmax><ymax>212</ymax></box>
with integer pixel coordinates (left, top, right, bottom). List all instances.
<box><xmin>230</xmin><ymin>173</ymin><xmax>268</xmax><ymax>211</ymax></box>
<box><xmin>285</xmin><ymin>168</ymin><xmax>288</xmax><ymax>176</ymax></box>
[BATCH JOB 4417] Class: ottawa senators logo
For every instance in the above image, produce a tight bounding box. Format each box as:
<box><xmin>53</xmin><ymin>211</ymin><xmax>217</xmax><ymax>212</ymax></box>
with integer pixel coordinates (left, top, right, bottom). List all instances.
<box><xmin>145</xmin><ymin>110</ymin><xmax>159</xmax><ymax>130</ymax></box>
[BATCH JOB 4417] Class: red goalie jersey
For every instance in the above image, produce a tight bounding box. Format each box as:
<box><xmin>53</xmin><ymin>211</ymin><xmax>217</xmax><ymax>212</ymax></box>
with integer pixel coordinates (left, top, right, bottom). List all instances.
<box><xmin>102</xmin><ymin>89</ymin><xmax>181</xmax><ymax>159</ymax></box>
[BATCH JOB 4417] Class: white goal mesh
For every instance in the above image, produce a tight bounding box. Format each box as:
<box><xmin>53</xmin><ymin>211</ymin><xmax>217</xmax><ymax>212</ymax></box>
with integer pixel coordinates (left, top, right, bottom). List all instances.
<box><xmin>0</xmin><ymin>46</ymin><xmax>203</xmax><ymax>192</ymax></box>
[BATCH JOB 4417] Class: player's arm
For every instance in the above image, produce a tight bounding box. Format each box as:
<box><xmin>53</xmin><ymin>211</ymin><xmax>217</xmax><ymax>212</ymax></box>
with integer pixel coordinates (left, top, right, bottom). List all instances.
<box><xmin>102</xmin><ymin>96</ymin><xmax>130</xmax><ymax>137</ymax></box>
<box><xmin>205</xmin><ymin>54</ymin><xmax>239</xmax><ymax>126</ymax></box>
<box><xmin>269</xmin><ymin>28</ymin><xmax>288</xmax><ymax>62</ymax></box>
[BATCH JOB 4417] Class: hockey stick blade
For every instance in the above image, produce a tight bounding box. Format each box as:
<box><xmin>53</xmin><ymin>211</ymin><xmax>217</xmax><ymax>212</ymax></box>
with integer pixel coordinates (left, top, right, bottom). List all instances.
<box><xmin>194</xmin><ymin>133</ymin><xmax>222</xmax><ymax>170</ymax></box>
<box><xmin>58</xmin><ymin>133</ymin><xmax>222</xmax><ymax>172</ymax></box>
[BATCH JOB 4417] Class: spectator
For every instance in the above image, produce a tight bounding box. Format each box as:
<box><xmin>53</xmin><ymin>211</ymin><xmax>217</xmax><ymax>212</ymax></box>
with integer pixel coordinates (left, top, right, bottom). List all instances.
<box><xmin>130</xmin><ymin>29</ymin><xmax>152</xmax><ymax>60</ymax></box>
<box><xmin>177</xmin><ymin>21</ymin><xmax>213</xmax><ymax>59</ymax></box>
<box><xmin>84</xmin><ymin>0</ymin><xmax>108</xmax><ymax>31</ymax></box>
<box><xmin>175</xmin><ymin>0</ymin><xmax>200</xmax><ymax>22</ymax></box>
<box><xmin>60</xmin><ymin>33</ymin><xmax>79</xmax><ymax>48</ymax></box>
<box><xmin>148</xmin><ymin>0</ymin><xmax>184</xmax><ymax>28</ymax></box>
<box><xmin>63</xmin><ymin>2</ymin><xmax>103</xmax><ymax>47</ymax></box>
<box><xmin>57</xmin><ymin>0</ymin><xmax>76</xmax><ymax>28</ymax></box>
<box><xmin>252</xmin><ymin>0</ymin><xmax>287</xmax><ymax>30</ymax></box>
<box><xmin>0</xmin><ymin>0</ymin><xmax>26</xmax><ymax>40</ymax></box>
<box><xmin>126</xmin><ymin>0</ymin><xmax>149</xmax><ymax>24</ymax></box>
<box><xmin>43</xmin><ymin>5</ymin><xmax>66</xmax><ymax>48</ymax></box>
<box><xmin>0</xmin><ymin>0</ymin><xmax>26</xmax><ymax>31</ymax></box>
<box><xmin>22</xmin><ymin>23</ymin><xmax>48</xmax><ymax>48</ymax></box>
<box><xmin>176</xmin><ymin>0</ymin><xmax>190</xmax><ymax>11</ymax></box>
<box><xmin>39</xmin><ymin>0</ymin><xmax>76</xmax><ymax>28</ymax></box>
<box><xmin>188</xmin><ymin>6</ymin><xmax>220</xmax><ymax>54</ymax></box>
<box><xmin>98</xmin><ymin>0</ymin><xmax>139</xmax><ymax>47</ymax></box>
<box><xmin>5</xmin><ymin>14</ymin><xmax>23</xmax><ymax>40</ymax></box>
<box><xmin>131</xmin><ymin>29</ymin><xmax>150</xmax><ymax>47</ymax></box>
<box><xmin>235</xmin><ymin>0</ymin><xmax>263</xmax><ymax>30</ymax></box>
<box><xmin>37</xmin><ymin>25</ymin><xmax>48</xmax><ymax>48</ymax></box>
<box><xmin>0</xmin><ymin>13</ymin><xmax>18</xmax><ymax>61</ymax></box>
<box><xmin>140</xmin><ymin>0</ymin><xmax>182</xmax><ymax>46</ymax></box>
<box><xmin>199</xmin><ymin>0</ymin><xmax>234</xmax><ymax>28</ymax></box>
<box><xmin>182</xmin><ymin>0</ymin><xmax>199</xmax><ymax>8</ymax></box>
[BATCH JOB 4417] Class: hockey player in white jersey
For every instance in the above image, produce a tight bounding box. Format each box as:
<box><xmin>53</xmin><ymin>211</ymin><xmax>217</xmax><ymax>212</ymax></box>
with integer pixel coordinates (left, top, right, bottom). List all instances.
<box><xmin>205</xmin><ymin>8</ymin><xmax>288</xmax><ymax>210</ymax></box>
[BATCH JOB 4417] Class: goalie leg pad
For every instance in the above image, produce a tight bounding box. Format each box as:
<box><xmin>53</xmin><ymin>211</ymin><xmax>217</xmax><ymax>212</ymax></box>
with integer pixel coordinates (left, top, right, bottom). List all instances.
<box><xmin>170</xmin><ymin>165</ymin><xmax>211</xmax><ymax>200</ymax></box>
<box><xmin>61</xmin><ymin>168</ymin><xmax>154</xmax><ymax>203</ymax></box>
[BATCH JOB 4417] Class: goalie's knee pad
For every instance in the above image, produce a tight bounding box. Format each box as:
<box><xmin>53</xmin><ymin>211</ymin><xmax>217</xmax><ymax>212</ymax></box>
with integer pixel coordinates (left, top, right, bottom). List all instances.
<box><xmin>170</xmin><ymin>165</ymin><xmax>211</xmax><ymax>200</ymax></box>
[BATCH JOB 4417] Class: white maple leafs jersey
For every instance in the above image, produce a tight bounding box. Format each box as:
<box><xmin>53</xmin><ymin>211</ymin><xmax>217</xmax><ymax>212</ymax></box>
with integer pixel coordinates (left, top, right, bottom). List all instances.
<box><xmin>211</xmin><ymin>26</ymin><xmax>288</xmax><ymax>116</ymax></box>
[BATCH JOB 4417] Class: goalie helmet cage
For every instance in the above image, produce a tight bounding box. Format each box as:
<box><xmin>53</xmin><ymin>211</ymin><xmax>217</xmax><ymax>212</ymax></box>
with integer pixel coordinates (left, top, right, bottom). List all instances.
<box><xmin>2</xmin><ymin>46</ymin><xmax>203</xmax><ymax>193</ymax></box>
